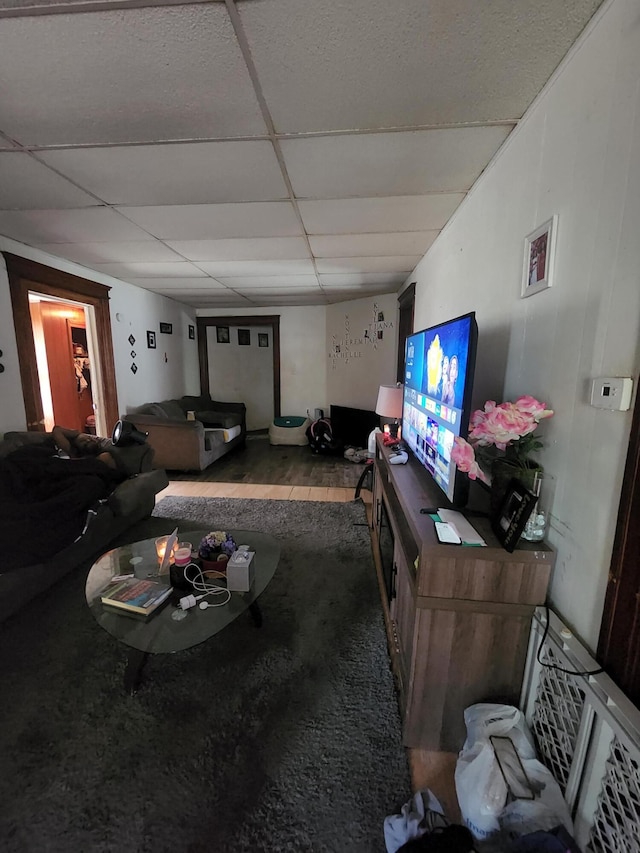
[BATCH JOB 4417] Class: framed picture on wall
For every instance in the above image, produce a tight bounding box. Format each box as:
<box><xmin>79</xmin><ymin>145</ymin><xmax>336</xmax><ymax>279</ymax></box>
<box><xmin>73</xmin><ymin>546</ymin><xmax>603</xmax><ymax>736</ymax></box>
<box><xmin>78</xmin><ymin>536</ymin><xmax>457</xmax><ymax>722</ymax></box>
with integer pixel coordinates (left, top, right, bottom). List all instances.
<box><xmin>147</xmin><ymin>331</ymin><xmax>156</xmax><ymax>349</ymax></box>
<box><xmin>188</xmin><ymin>325</ymin><xmax>195</xmax><ymax>340</ymax></box>
<box><xmin>216</xmin><ymin>326</ymin><xmax>230</xmax><ymax>344</ymax></box>
<box><xmin>258</xmin><ymin>333</ymin><xmax>269</xmax><ymax>348</ymax></box>
<box><xmin>159</xmin><ymin>322</ymin><xmax>173</xmax><ymax>334</ymax></box>
<box><xmin>238</xmin><ymin>329</ymin><xmax>251</xmax><ymax>346</ymax></box>
<box><xmin>521</xmin><ymin>215</ymin><xmax>558</xmax><ymax>298</ymax></box>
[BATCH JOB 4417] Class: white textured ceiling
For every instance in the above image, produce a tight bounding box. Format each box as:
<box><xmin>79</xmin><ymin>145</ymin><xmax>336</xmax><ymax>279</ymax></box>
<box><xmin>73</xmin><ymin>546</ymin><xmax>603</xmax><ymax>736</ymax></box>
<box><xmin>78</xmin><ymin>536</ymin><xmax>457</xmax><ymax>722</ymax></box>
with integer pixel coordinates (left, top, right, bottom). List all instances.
<box><xmin>0</xmin><ymin>0</ymin><xmax>604</xmax><ymax>308</ymax></box>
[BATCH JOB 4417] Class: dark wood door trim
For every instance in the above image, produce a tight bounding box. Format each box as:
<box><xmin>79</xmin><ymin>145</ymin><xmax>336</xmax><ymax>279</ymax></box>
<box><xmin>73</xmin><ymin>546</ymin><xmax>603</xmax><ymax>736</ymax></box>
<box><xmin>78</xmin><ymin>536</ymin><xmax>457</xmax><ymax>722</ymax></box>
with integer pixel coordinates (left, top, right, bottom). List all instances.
<box><xmin>597</xmin><ymin>376</ymin><xmax>640</xmax><ymax>702</ymax></box>
<box><xmin>3</xmin><ymin>252</ymin><xmax>119</xmax><ymax>433</ymax></box>
<box><xmin>196</xmin><ymin>315</ymin><xmax>281</xmax><ymax>418</ymax></box>
<box><xmin>397</xmin><ymin>282</ymin><xmax>416</xmax><ymax>383</ymax></box>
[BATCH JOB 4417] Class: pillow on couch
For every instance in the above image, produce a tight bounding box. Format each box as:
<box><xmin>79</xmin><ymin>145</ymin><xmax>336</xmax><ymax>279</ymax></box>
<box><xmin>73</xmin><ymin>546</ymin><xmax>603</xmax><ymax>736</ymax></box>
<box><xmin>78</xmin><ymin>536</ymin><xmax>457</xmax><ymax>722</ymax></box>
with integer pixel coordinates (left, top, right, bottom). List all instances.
<box><xmin>196</xmin><ymin>411</ymin><xmax>241</xmax><ymax>429</ymax></box>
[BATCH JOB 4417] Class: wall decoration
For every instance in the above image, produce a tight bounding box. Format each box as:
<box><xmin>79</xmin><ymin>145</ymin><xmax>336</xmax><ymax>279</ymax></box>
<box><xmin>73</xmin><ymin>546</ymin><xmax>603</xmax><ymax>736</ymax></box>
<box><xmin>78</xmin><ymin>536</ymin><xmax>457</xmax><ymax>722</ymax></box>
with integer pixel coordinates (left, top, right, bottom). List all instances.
<box><xmin>147</xmin><ymin>331</ymin><xmax>156</xmax><ymax>349</ymax></box>
<box><xmin>130</xmin><ymin>350</ymin><xmax>136</xmax><ymax>359</ymax></box>
<box><xmin>238</xmin><ymin>329</ymin><xmax>251</xmax><ymax>346</ymax></box>
<box><xmin>128</xmin><ymin>334</ymin><xmax>136</xmax><ymax>346</ymax></box>
<box><xmin>258</xmin><ymin>333</ymin><xmax>269</xmax><ymax>348</ymax></box>
<box><xmin>522</xmin><ymin>215</ymin><xmax>558</xmax><ymax>298</ymax></box>
<box><xmin>159</xmin><ymin>322</ymin><xmax>173</xmax><ymax>334</ymax></box>
<box><xmin>130</xmin><ymin>363</ymin><xmax>138</xmax><ymax>374</ymax></box>
<box><xmin>188</xmin><ymin>325</ymin><xmax>195</xmax><ymax>340</ymax></box>
<box><xmin>216</xmin><ymin>326</ymin><xmax>230</xmax><ymax>344</ymax></box>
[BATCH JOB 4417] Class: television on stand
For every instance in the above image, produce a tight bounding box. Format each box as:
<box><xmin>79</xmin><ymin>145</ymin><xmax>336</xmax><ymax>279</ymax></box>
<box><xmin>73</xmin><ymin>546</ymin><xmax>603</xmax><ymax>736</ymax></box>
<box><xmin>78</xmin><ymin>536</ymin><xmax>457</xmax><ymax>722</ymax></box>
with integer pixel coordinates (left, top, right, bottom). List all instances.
<box><xmin>401</xmin><ymin>311</ymin><xmax>478</xmax><ymax>507</ymax></box>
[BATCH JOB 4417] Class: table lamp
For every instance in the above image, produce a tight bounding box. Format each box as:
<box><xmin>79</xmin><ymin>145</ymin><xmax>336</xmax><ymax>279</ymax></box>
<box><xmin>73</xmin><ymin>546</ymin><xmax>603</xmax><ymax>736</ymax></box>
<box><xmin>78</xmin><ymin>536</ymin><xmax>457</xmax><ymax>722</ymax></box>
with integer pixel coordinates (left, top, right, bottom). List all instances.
<box><xmin>375</xmin><ymin>384</ymin><xmax>404</xmax><ymax>439</ymax></box>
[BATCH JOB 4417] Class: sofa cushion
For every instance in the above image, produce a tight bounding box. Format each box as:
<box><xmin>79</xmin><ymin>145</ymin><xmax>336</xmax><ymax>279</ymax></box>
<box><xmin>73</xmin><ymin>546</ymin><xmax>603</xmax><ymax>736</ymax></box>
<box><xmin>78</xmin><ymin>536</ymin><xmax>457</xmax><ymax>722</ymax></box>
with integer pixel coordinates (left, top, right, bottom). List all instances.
<box><xmin>156</xmin><ymin>400</ymin><xmax>186</xmax><ymax>420</ymax></box>
<box><xmin>196</xmin><ymin>411</ymin><xmax>241</xmax><ymax>429</ymax></box>
<box><xmin>130</xmin><ymin>402</ymin><xmax>170</xmax><ymax>418</ymax></box>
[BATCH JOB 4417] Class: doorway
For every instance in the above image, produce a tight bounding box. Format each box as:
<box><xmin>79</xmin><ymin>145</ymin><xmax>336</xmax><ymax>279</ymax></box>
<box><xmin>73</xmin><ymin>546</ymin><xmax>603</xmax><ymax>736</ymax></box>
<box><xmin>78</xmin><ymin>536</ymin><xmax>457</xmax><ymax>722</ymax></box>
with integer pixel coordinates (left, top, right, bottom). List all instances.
<box><xmin>4</xmin><ymin>253</ymin><xmax>119</xmax><ymax>434</ymax></box>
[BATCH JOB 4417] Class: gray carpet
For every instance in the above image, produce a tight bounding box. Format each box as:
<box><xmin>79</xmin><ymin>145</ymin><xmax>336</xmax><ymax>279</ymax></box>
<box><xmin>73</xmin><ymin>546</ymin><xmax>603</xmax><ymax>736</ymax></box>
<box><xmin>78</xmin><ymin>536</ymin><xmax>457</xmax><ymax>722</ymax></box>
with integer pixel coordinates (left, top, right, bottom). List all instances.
<box><xmin>0</xmin><ymin>497</ymin><xmax>410</xmax><ymax>852</ymax></box>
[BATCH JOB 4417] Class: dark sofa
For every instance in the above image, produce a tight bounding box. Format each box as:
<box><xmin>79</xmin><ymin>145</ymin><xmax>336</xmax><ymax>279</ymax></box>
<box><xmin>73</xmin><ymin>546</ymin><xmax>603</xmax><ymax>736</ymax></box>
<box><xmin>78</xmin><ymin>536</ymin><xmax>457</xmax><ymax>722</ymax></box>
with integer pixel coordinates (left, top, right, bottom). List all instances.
<box><xmin>0</xmin><ymin>430</ymin><xmax>169</xmax><ymax>623</ymax></box>
<box><xmin>123</xmin><ymin>393</ymin><xmax>246</xmax><ymax>471</ymax></box>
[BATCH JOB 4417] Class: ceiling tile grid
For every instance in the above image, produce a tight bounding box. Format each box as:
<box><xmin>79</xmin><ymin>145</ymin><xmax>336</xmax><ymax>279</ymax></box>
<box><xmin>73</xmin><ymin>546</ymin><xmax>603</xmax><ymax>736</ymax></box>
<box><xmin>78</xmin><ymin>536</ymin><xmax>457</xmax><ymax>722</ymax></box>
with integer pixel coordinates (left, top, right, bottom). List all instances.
<box><xmin>0</xmin><ymin>0</ymin><xmax>604</xmax><ymax>307</ymax></box>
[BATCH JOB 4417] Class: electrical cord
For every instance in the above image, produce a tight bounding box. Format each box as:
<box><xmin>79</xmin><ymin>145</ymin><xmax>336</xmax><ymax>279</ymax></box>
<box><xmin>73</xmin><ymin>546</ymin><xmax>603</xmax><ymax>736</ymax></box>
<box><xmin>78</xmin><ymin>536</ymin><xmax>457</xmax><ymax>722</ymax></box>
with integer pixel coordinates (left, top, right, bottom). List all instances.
<box><xmin>177</xmin><ymin>562</ymin><xmax>231</xmax><ymax>609</ymax></box>
<box><xmin>537</xmin><ymin>604</ymin><xmax>604</xmax><ymax>677</ymax></box>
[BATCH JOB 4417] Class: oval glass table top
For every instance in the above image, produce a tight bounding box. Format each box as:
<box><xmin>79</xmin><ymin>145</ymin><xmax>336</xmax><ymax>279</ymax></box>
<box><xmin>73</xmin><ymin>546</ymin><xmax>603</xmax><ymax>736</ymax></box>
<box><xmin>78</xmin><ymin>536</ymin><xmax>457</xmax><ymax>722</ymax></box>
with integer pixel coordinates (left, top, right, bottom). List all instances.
<box><xmin>85</xmin><ymin>529</ymin><xmax>280</xmax><ymax>654</ymax></box>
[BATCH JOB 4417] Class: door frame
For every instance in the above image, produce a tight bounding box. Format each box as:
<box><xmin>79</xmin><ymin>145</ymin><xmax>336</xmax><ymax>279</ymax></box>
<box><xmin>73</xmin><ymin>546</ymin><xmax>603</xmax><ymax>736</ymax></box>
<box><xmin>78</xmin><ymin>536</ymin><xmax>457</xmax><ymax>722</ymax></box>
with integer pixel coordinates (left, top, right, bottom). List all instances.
<box><xmin>3</xmin><ymin>253</ymin><xmax>119</xmax><ymax>432</ymax></box>
<box><xmin>196</xmin><ymin>315</ymin><xmax>281</xmax><ymax>418</ymax></box>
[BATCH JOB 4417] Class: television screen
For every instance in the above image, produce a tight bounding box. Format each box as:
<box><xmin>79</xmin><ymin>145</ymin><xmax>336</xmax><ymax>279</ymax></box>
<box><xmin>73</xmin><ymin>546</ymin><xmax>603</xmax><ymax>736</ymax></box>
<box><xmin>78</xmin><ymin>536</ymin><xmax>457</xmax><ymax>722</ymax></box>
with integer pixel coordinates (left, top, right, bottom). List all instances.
<box><xmin>402</xmin><ymin>312</ymin><xmax>478</xmax><ymax>506</ymax></box>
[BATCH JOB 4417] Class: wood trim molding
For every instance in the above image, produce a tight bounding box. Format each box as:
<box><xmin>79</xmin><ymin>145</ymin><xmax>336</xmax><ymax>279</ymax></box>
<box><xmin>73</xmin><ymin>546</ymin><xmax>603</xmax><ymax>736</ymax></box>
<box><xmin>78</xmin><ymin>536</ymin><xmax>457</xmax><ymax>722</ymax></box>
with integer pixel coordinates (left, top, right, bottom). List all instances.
<box><xmin>3</xmin><ymin>252</ymin><xmax>120</xmax><ymax>433</ymax></box>
<box><xmin>196</xmin><ymin>315</ymin><xmax>281</xmax><ymax>418</ymax></box>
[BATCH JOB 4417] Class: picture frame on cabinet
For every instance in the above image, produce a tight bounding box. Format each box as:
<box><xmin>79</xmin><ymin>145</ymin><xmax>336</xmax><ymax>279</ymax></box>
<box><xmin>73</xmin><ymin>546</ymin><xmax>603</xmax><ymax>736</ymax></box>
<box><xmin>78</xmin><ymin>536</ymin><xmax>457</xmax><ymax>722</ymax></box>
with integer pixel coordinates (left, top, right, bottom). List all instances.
<box><xmin>492</xmin><ymin>479</ymin><xmax>537</xmax><ymax>553</ymax></box>
<box><xmin>521</xmin><ymin>215</ymin><xmax>557</xmax><ymax>298</ymax></box>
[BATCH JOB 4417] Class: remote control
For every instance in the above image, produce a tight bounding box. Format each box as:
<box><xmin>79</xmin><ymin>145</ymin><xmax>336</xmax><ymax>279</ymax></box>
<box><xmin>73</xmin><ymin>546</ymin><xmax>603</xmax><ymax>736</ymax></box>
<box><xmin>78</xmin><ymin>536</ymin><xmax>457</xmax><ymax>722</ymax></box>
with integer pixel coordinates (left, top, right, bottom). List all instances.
<box><xmin>434</xmin><ymin>521</ymin><xmax>462</xmax><ymax>544</ymax></box>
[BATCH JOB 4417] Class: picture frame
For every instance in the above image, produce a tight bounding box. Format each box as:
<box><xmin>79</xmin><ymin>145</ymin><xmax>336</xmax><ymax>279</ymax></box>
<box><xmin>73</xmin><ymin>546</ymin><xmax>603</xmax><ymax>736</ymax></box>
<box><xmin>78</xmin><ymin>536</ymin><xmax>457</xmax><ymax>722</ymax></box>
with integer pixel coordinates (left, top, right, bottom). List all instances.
<box><xmin>146</xmin><ymin>330</ymin><xmax>156</xmax><ymax>349</ymax></box>
<box><xmin>238</xmin><ymin>329</ymin><xmax>251</xmax><ymax>346</ymax></box>
<box><xmin>159</xmin><ymin>322</ymin><xmax>173</xmax><ymax>334</ymax></box>
<box><xmin>188</xmin><ymin>324</ymin><xmax>195</xmax><ymax>340</ymax></box>
<box><xmin>491</xmin><ymin>478</ymin><xmax>538</xmax><ymax>553</ymax></box>
<box><xmin>216</xmin><ymin>326</ymin><xmax>230</xmax><ymax>344</ymax></box>
<box><xmin>521</xmin><ymin>215</ymin><xmax>558</xmax><ymax>298</ymax></box>
<box><xmin>258</xmin><ymin>333</ymin><xmax>269</xmax><ymax>348</ymax></box>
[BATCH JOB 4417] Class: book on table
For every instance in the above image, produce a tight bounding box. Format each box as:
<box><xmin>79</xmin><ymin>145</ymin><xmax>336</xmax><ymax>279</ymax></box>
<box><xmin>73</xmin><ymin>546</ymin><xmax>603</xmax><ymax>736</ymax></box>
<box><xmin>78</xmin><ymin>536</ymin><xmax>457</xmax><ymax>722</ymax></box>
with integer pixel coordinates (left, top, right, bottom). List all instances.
<box><xmin>100</xmin><ymin>577</ymin><xmax>173</xmax><ymax>617</ymax></box>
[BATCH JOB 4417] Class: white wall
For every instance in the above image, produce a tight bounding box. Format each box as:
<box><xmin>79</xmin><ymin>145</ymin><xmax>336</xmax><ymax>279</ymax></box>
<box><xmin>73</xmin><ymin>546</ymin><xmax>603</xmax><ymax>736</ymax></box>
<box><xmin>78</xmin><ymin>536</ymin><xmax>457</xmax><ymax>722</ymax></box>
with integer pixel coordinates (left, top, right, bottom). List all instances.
<box><xmin>326</xmin><ymin>292</ymin><xmax>399</xmax><ymax>411</ymax></box>
<box><xmin>406</xmin><ymin>0</ymin><xmax>640</xmax><ymax>651</ymax></box>
<box><xmin>206</xmin><ymin>324</ymin><xmax>273</xmax><ymax>429</ymax></box>
<box><xmin>198</xmin><ymin>305</ymin><xmax>327</xmax><ymax>417</ymax></box>
<box><xmin>0</xmin><ymin>236</ymin><xmax>199</xmax><ymax>433</ymax></box>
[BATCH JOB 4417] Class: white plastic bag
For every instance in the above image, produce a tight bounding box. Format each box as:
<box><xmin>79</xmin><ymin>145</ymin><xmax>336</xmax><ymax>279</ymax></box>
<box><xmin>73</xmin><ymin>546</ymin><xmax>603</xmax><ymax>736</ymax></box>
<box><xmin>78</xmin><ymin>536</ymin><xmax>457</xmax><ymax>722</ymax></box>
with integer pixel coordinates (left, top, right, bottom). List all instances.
<box><xmin>455</xmin><ymin>703</ymin><xmax>572</xmax><ymax>843</ymax></box>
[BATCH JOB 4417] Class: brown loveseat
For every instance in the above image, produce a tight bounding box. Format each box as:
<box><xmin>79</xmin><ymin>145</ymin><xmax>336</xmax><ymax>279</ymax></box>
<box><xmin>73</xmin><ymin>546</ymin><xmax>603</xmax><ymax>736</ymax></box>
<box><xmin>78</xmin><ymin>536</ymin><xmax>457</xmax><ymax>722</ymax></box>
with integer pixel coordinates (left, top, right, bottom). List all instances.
<box><xmin>123</xmin><ymin>393</ymin><xmax>246</xmax><ymax>472</ymax></box>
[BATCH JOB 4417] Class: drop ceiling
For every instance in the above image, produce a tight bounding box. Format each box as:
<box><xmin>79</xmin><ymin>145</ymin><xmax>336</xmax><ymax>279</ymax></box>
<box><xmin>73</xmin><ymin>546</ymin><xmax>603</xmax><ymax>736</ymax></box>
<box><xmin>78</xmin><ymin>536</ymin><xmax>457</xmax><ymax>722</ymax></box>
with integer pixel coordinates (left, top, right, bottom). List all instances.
<box><xmin>0</xmin><ymin>0</ymin><xmax>603</xmax><ymax>308</ymax></box>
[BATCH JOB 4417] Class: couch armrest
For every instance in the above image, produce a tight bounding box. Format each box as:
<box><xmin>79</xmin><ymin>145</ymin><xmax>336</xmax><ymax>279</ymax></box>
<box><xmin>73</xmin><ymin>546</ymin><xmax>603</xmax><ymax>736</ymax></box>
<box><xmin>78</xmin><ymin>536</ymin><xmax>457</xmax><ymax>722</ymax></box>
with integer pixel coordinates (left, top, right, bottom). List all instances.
<box><xmin>107</xmin><ymin>469</ymin><xmax>169</xmax><ymax>517</ymax></box>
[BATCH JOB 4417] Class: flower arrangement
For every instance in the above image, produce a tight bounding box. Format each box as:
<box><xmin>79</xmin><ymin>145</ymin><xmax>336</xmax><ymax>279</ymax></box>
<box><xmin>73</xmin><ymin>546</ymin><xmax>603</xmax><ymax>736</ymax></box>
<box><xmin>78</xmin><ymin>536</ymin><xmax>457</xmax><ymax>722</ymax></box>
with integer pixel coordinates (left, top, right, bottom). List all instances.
<box><xmin>198</xmin><ymin>530</ymin><xmax>237</xmax><ymax>561</ymax></box>
<box><xmin>451</xmin><ymin>395</ymin><xmax>554</xmax><ymax>484</ymax></box>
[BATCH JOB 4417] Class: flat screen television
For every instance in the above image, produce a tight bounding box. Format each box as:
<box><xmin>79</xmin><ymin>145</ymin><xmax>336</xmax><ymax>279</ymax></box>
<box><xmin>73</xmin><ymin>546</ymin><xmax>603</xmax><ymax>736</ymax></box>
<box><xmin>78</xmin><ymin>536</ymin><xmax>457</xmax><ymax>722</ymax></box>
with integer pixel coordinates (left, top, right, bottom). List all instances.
<box><xmin>401</xmin><ymin>311</ymin><xmax>478</xmax><ymax>506</ymax></box>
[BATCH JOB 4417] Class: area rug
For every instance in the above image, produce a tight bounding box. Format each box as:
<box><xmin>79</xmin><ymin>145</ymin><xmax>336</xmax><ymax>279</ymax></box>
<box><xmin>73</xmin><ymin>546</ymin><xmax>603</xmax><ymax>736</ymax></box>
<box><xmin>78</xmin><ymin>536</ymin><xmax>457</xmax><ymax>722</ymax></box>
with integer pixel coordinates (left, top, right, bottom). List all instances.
<box><xmin>0</xmin><ymin>498</ymin><xmax>410</xmax><ymax>852</ymax></box>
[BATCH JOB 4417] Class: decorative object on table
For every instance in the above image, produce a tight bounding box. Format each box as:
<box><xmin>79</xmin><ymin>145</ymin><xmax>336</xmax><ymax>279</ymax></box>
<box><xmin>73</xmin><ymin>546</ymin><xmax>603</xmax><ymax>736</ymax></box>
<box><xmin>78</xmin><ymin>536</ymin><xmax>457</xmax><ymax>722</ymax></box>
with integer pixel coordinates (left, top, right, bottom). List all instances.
<box><xmin>170</xmin><ymin>541</ymin><xmax>194</xmax><ymax>590</ymax></box>
<box><xmin>198</xmin><ymin>530</ymin><xmax>236</xmax><ymax>574</ymax></box>
<box><xmin>216</xmin><ymin>325</ymin><xmax>230</xmax><ymax>343</ymax></box>
<box><xmin>146</xmin><ymin>330</ymin><xmax>156</xmax><ymax>349</ymax></box>
<box><xmin>159</xmin><ymin>322</ymin><xmax>172</xmax><ymax>334</ymax></box>
<box><xmin>521</xmin><ymin>215</ymin><xmax>558</xmax><ymax>298</ymax></box>
<box><xmin>451</xmin><ymin>395</ymin><xmax>554</xmax><ymax>518</ymax></box>
<box><xmin>491</xmin><ymin>479</ymin><xmax>538</xmax><ymax>552</ymax></box>
<box><xmin>375</xmin><ymin>383</ymin><xmax>404</xmax><ymax>439</ymax></box>
<box><xmin>99</xmin><ymin>576</ymin><xmax>173</xmax><ymax>617</ymax></box>
<box><xmin>238</xmin><ymin>328</ymin><xmax>251</xmax><ymax>346</ymax></box>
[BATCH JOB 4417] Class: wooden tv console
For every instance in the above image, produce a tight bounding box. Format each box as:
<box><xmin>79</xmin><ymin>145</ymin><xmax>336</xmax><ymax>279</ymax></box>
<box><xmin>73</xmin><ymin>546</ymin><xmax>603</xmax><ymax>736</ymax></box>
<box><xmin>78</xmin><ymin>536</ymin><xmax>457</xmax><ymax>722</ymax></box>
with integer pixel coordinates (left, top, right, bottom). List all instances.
<box><xmin>372</xmin><ymin>435</ymin><xmax>554</xmax><ymax>752</ymax></box>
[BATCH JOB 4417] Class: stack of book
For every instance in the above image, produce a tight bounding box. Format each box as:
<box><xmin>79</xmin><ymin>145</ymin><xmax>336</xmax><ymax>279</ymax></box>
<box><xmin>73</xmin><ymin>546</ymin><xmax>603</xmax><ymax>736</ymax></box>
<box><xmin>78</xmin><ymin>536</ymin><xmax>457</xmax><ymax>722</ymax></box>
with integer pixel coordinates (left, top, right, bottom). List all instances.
<box><xmin>100</xmin><ymin>576</ymin><xmax>172</xmax><ymax>618</ymax></box>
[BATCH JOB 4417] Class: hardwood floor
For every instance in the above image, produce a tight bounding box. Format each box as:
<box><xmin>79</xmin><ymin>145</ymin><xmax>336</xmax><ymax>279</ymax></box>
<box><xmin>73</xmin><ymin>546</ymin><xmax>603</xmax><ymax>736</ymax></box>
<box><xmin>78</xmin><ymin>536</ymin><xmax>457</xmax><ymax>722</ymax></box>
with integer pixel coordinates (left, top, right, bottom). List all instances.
<box><xmin>158</xmin><ymin>433</ymin><xmax>458</xmax><ymax>813</ymax></box>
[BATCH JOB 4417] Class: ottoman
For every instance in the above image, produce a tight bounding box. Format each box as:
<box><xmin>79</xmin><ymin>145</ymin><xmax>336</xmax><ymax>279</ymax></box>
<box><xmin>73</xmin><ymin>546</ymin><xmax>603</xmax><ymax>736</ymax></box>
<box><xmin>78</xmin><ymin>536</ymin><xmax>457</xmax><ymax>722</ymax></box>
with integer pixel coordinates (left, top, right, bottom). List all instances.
<box><xmin>269</xmin><ymin>416</ymin><xmax>311</xmax><ymax>446</ymax></box>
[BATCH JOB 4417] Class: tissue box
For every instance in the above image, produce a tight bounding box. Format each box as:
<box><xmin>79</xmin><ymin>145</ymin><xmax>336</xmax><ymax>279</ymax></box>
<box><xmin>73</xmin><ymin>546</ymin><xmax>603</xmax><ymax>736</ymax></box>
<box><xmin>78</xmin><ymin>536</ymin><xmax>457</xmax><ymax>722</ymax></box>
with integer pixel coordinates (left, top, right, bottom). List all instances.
<box><xmin>226</xmin><ymin>550</ymin><xmax>255</xmax><ymax>592</ymax></box>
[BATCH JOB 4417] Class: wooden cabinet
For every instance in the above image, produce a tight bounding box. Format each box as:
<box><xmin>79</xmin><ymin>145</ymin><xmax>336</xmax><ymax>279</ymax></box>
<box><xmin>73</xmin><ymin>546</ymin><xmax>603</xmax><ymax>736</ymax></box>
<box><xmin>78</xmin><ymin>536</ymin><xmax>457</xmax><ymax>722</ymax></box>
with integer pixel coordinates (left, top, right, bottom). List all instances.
<box><xmin>372</xmin><ymin>435</ymin><xmax>554</xmax><ymax>752</ymax></box>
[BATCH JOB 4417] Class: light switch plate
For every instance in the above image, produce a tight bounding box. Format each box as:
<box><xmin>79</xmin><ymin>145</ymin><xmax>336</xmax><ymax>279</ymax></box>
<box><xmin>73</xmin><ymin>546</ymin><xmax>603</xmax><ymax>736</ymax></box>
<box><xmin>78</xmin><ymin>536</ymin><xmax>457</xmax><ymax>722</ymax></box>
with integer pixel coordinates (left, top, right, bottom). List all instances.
<box><xmin>590</xmin><ymin>377</ymin><xmax>633</xmax><ymax>411</ymax></box>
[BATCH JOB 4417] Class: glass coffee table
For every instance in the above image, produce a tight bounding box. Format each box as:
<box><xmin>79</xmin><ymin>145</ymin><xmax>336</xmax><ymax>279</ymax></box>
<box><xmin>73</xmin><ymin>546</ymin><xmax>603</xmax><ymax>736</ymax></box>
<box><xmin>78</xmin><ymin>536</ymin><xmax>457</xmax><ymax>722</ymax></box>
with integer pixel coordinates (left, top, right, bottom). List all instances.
<box><xmin>85</xmin><ymin>529</ymin><xmax>280</xmax><ymax>693</ymax></box>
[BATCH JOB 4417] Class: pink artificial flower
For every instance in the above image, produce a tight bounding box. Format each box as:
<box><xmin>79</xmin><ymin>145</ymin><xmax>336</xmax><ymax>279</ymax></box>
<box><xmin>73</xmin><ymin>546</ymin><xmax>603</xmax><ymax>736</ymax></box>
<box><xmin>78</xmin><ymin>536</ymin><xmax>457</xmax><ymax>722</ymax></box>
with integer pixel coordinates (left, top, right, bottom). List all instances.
<box><xmin>451</xmin><ymin>436</ymin><xmax>490</xmax><ymax>484</ymax></box>
<box><xmin>513</xmin><ymin>395</ymin><xmax>554</xmax><ymax>422</ymax></box>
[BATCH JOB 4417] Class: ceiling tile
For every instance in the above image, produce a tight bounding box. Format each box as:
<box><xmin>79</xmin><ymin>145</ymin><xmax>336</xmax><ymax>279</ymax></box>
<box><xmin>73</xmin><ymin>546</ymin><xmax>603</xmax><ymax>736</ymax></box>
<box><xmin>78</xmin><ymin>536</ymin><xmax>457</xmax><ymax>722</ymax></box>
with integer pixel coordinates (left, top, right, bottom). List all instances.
<box><xmin>38</xmin><ymin>141</ymin><xmax>288</xmax><ymax>206</ymax></box>
<box><xmin>319</xmin><ymin>273</ymin><xmax>407</xmax><ymax>287</ymax></box>
<box><xmin>241</xmin><ymin>0</ymin><xmax>601</xmax><ymax>132</ymax></box>
<box><xmin>298</xmin><ymin>194</ymin><xmax>465</xmax><ymax>235</ymax></box>
<box><xmin>176</xmin><ymin>259</ymin><xmax>315</xmax><ymax>276</ymax></box>
<box><xmin>315</xmin><ymin>256</ymin><xmax>420</xmax><ymax>274</ymax></box>
<box><xmin>281</xmin><ymin>128</ymin><xmax>512</xmax><ymax>198</ymax></box>
<box><xmin>145</xmin><ymin>287</ymin><xmax>232</xmax><ymax>298</ymax></box>
<box><xmin>128</xmin><ymin>278</ymin><xmax>227</xmax><ymax>290</ymax></box>
<box><xmin>116</xmin><ymin>202</ymin><xmax>301</xmax><ymax>240</ymax></box>
<box><xmin>0</xmin><ymin>207</ymin><xmax>154</xmax><ymax>244</ymax></box>
<box><xmin>218</xmin><ymin>275</ymin><xmax>319</xmax><ymax>289</ymax></box>
<box><xmin>0</xmin><ymin>152</ymin><xmax>98</xmax><ymax>209</ymax></box>
<box><xmin>34</xmin><ymin>241</ymin><xmax>182</xmax><ymax>264</ymax></box>
<box><xmin>310</xmin><ymin>233</ymin><xmax>436</xmax><ymax>258</ymax></box>
<box><xmin>89</xmin><ymin>261</ymin><xmax>207</xmax><ymax>278</ymax></box>
<box><xmin>0</xmin><ymin>4</ymin><xmax>266</xmax><ymax>146</ymax></box>
<box><xmin>170</xmin><ymin>237</ymin><xmax>311</xmax><ymax>263</ymax></box>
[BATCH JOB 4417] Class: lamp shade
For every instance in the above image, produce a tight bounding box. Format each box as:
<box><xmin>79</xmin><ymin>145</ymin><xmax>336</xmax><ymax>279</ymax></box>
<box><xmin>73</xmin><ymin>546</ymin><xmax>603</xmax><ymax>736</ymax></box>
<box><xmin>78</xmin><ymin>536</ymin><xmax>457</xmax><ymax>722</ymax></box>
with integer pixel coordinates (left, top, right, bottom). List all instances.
<box><xmin>375</xmin><ymin>385</ymin><xmax>403</xmax><ymax>419</ymax></box>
